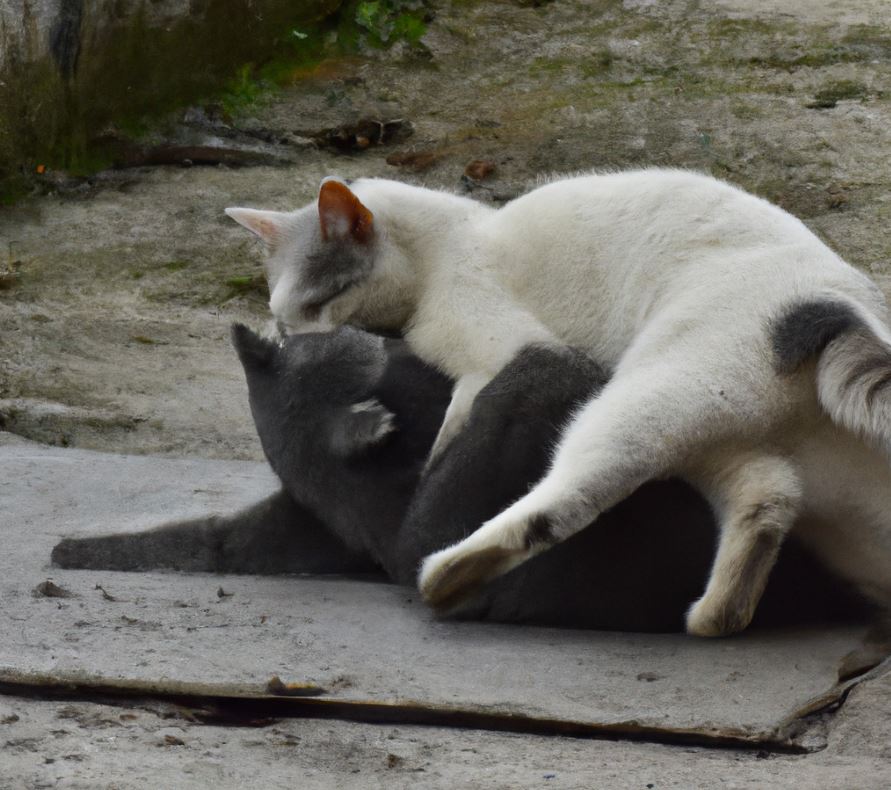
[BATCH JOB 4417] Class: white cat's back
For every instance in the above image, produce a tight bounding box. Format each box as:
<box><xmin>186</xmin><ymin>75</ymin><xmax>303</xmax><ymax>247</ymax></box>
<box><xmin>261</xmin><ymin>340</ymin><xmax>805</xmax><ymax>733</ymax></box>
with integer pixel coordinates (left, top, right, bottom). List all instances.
<box><xmin>229</xmin><ymin>168</ymin><xmax>891</xmax><ymax>625</ymax></box>
<box><xmin>480</xmin><ymin>169</ymin><xmax>882</xmax><ymax>365</ymax></box>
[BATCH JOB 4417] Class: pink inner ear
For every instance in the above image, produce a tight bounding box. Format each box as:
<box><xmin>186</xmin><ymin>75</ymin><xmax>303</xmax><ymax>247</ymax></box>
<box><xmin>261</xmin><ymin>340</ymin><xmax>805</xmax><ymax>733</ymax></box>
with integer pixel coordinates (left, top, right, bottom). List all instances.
<box><xmin>225</xmin><ymin>208</ymin><xmax>287</xmax><ymax>247</ymax></box>
<box><xmin>318</xmin><ymin>181</ymin><xmax>374</xmax><ymax>244</ymax></box>
<box><xmin>253</xmin><ymin>218</ymin><xmax>278</xmax><ymax>240</ymax></box>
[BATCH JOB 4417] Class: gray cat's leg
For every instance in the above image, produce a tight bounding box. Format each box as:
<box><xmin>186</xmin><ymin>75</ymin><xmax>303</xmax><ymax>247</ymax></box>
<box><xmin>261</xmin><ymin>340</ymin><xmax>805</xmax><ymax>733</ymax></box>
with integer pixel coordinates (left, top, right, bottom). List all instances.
<box><xmin>418</xmin><ymin>360</ymin><xmax>765</xmax><ymax>613</ymax></box>
<box><xmin>51</xmin><ymin>489</ymin><xmax>376</xmax><ymax>575</ymax></box>
<box><xmin>684</xmin><ymin>452</ymin><xmax>802</xmax><ymax>637</ymax></box>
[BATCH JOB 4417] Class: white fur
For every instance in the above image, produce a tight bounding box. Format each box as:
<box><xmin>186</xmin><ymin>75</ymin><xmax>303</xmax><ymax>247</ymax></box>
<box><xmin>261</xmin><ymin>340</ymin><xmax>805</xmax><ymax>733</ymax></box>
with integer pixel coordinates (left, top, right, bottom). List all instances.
<box><xmin>229</xmin><ymin>169</ymin><xmax>891</xmax><ymax>633</ymax></box>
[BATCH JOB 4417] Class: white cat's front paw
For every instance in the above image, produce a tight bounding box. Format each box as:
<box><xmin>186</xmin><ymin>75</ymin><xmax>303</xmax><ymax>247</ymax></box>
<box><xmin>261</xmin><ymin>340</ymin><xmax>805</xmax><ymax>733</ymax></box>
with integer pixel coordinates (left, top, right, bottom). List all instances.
<box><xmin>418</xmin><ymin>546</ymin><xmax>456</xmax><ymax>599</ymax></box>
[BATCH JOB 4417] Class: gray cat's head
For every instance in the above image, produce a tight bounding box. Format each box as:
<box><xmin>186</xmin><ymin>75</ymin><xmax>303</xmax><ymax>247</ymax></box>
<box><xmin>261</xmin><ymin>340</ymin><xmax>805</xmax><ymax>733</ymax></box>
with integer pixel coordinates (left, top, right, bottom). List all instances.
<box><xmin>231</xmin><ymin>323</ymin><xmax>397</xmax><ymax>469</ymax></box>
<box><xmin>226</xmin><ymin>179</ymin><xmax>415</xmax><ymax>335</ymax></box>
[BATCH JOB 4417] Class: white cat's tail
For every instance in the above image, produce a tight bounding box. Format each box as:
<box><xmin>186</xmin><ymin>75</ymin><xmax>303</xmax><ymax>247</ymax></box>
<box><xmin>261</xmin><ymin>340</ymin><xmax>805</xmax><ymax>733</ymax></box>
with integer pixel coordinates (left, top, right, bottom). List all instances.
<box><xmin>773</xmin><ymin>297</ymin><xmax>891</xmax><ymax>444</ymax></box>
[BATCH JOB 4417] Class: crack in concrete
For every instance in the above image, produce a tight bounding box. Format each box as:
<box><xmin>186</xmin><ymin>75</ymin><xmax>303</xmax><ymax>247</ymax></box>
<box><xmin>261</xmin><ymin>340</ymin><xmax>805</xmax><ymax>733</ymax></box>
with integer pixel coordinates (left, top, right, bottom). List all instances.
<box><xmin>5</xmin><ymin>666</ymin><xmax>885</xmax><ymax>755</ymax></box>
<box><xmin>770</xmin><ymin>655</ymin><xmax>891</xmax><ymax>751</ymax></box>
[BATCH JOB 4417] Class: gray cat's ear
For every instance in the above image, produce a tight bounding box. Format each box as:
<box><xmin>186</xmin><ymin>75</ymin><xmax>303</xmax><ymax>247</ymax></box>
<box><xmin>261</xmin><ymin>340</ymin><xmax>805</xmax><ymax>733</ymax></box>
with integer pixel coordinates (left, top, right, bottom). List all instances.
<box><xmin>231</xmin><ymin>323</ymin><xmax>277</xmax><ymax>369</ymax></box>
<box><xmin>318</xmin><ymin>179</ymin><xmax>374</xmax><ymax>245</ymax></box>
<box><xmin>330</xmin><ymin>398</ymin><xmax>395</xmax><ymax>457</ymax></box>
<box><xmin>225</xmin><ymin>207</ymin><xmax>291</xmax><ymax>249</ymax></box>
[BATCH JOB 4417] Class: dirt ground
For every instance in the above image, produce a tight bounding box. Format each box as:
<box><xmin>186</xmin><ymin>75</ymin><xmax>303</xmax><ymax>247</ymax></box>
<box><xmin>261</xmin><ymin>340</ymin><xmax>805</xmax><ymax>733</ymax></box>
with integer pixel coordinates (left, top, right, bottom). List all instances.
<box><xmin>1</xmin><ymin>0</ymin><xmax>890</xmax><ymax>786</ymax></box>
<box><xmin>4</xmin><ymin>0</ymin><xmax>891</xmax><ymax>459</ymax></box>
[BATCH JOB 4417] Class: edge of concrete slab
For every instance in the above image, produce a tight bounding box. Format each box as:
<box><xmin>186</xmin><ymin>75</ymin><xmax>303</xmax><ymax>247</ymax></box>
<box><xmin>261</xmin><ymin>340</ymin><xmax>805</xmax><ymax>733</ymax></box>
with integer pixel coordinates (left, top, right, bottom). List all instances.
<box><xmin>2</xmin><ymin>660</ymin><xmax>888</xmax><ymax>755</ymax></box>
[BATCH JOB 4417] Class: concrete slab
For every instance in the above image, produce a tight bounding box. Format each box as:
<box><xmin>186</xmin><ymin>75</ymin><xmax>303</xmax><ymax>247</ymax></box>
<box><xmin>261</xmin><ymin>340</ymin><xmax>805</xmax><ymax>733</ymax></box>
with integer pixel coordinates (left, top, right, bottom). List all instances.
<box><xmin>1</xmin><ymin>686</ymin><xmax>890</xmax><ymax>790</ymax></box>
<box><xmin>0</xmin><ymin>435</ymin><xmax>870</xmax><ymax>749</ymax></box>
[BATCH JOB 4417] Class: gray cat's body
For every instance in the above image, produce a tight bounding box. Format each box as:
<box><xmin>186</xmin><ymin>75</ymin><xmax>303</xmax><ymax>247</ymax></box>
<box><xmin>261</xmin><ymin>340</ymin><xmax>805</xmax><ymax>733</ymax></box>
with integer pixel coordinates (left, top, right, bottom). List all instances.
<box><xmin>53</xmin><ymin>326</ymin><xmax>864</xmax><ymax>631</ymax></box>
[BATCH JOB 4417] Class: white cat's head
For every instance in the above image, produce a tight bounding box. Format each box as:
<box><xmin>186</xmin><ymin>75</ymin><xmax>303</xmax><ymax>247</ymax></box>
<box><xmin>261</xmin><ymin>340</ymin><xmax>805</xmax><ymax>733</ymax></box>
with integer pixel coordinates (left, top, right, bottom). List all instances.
<box><xmin>226</xmin><ymin>178</ymin><xmax>416</xmax><ymax>334</ymax></box>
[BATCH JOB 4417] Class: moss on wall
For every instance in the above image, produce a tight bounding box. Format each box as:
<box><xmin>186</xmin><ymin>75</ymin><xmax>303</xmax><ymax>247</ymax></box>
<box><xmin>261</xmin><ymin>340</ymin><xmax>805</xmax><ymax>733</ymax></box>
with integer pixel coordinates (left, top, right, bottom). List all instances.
<box><xmin>0</xmin><ymin>0</ymin><xmax>347</xmax><ymax>200</ymax></box>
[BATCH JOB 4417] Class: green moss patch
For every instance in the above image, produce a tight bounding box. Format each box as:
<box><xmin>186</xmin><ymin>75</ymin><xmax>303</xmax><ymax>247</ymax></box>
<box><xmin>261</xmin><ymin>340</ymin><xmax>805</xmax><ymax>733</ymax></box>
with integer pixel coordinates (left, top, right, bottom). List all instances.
<box><xmin>0</xmin><ymin>0</ymin><xmax>431</xmax><ymax>201</ymax></box>
<box><xmin>807</xmin><ymin>80</ymin><xmax>871</xmax><ymax>109</ymax></box>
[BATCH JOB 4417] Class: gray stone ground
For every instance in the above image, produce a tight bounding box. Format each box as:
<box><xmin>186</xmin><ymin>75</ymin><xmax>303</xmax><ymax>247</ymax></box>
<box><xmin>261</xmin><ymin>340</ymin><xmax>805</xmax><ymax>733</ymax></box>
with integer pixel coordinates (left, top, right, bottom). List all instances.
<box><xmin>0</xmin><ymin>684</ymin><xmax>887</xmax><ymax>790</ymax></box>
<box><xmin>0</xmin><ymin>434</ymin><xmax>889</xmax><ymax>787</ymax></box>
<box><xmin>1</xmin><ymin>0</ymin><xmax>891</xmax><ymax>786</ymax></box>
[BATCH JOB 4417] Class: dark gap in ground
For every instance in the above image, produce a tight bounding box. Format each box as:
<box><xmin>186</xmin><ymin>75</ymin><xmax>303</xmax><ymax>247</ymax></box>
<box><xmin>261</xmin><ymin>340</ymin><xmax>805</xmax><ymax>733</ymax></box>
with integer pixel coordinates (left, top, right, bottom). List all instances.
<box><xmin>0</xmin><ymin>671</ymin><xmax>839</xmax><ymax>755</ymax></box>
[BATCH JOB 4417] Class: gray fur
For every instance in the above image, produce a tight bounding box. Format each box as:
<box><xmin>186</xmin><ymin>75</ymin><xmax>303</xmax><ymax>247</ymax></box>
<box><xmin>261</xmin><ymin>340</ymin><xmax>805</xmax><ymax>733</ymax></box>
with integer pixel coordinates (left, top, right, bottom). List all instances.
<box><xmin>772</xmin><ymin>296</ymin><xmax>891</xmax><ymax>444</ymax></box>
<box><xmin>300</xmin><ymin>237</ymin><xmax>374</xmax><ymax>319</ymax></box>
<box><xmin>771</xmin><ymin>299</ymin><xmax>860</xmax><ymax>374</ymax></box>
<box><xmin>231</xmin><ymin>323</ymin><xmax>437</xmax><ymax>563</ymax></box>
<box><xmin>773</xmin><ymin>300</ymin><xmax>891</xmax><ymax>445</ymax></box>
<box><xmin>52</xmin><ymin>490</ymin><xmax>374</xmax><ymax>575</ymax></box>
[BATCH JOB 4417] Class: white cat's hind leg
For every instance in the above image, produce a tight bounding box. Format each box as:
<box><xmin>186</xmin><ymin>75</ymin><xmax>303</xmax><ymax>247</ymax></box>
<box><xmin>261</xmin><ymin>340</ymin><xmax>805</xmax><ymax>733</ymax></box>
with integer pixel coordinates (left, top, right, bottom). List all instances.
<box><xmin>684</xmin><ymin>452</ymin><xmax>802</xmax><ymax>637</ymax></box>
<box><xmin>419</xmin><ymin>360</ymin><xmax>745</xmax><ymax>611</ymax></box>
<box><xmin>418</xmin><ymin>499</ymin><xmax>552</xmax><ymax>612</ymax></box>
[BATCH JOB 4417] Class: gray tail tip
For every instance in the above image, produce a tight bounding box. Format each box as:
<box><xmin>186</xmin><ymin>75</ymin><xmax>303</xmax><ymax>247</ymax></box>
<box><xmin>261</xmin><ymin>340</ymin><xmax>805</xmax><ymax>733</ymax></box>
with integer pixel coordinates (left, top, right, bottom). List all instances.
<box><xmin>50</xmin><ymin>537</ymin><xmax>78</xmax><ymax>568</ymax></box>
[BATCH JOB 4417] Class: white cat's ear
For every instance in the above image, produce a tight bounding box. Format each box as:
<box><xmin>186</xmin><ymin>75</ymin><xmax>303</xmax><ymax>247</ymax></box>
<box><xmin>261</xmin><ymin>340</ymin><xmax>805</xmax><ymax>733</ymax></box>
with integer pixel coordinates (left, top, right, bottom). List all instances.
<box><xmin>225</xmin><ymin>207</ymin><xmax>290</xmax><ymax>248</ymax></box>
<box><xmin>318</xmin><ymin>179</ymin><xmax>374</xmax><ymax>245</ymax></box>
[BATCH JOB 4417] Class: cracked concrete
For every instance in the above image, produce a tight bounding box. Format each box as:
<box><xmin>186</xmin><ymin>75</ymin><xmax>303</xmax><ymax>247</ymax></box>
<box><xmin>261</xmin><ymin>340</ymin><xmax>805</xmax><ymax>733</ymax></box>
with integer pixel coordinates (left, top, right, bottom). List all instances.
<box><xmin>0</xmin><ymin>436</ymin><xmax>867</xmax><ymax>740</ymax></box>
<box><xmin>0</xmin><ymin>674</ymin><xmax>889</xmax><ymax>789</ymax></box>
<box><xmin>0</xmin><ymin>433</ymin><xmax>889</xmax><ymax>786</ymax></box>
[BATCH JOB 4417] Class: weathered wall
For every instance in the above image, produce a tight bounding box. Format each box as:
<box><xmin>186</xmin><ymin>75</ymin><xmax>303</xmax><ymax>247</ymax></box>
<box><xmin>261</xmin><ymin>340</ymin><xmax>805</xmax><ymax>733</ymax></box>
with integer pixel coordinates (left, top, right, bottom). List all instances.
<box><xmin>0</xmin><ymin>0</ymin><xmax>344</xmax><ymax>196</ymax></box>
<box><xmin>0</xmin><ymin>1</ymin><xmax>62</xmax><ymax>64</ymax></box>
<box><xmin>0</xmin><ymin>1</ymin><xmax>192</xmax><ymax>67</ymax></box>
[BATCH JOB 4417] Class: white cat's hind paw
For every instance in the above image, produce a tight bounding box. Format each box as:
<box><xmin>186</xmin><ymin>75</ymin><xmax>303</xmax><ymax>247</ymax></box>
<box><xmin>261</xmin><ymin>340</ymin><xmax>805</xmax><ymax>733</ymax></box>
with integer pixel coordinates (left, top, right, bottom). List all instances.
<box><xmin>685</xmin><ymin>595</ymin><xmax>754</xmax><ymax>638</ymax></box>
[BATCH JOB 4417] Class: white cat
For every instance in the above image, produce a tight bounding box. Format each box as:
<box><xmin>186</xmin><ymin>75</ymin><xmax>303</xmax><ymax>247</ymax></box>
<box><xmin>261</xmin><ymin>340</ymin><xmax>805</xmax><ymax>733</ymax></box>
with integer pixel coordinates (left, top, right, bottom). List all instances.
<box><xmin>226</xmin><ymin>169</ymin><xmax>891</xmax><ymax>636</ymax></box>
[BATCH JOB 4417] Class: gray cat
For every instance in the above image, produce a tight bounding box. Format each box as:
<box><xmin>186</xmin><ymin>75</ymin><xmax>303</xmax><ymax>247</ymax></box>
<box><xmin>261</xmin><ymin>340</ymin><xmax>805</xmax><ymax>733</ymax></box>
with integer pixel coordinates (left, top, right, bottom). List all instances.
<box><xmin>52</xmin><ymin>325</ymin><xmax>864</xmax><ymax>631</ymax></box>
